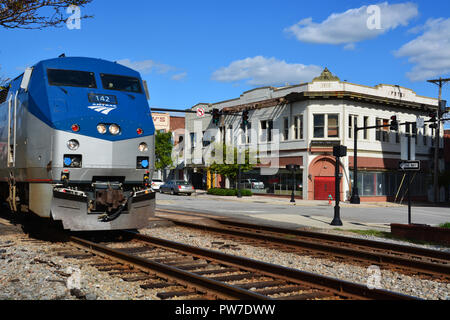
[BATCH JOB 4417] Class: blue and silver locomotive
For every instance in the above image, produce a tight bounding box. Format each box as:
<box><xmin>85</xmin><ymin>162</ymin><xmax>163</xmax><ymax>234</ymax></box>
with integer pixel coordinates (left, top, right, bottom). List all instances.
<box><xmin>0</xmin><ymin>57</ymin><xmax>156</xmax><ymax>231</ymax></box>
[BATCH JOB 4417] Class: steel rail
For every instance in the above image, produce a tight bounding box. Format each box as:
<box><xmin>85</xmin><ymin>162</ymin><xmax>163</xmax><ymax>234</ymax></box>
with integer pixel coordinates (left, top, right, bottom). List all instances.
<box><xmin>126</xmin><ymin>231</ymin><xmax>417</xmax><ymax>300</ymax></box>
<box><xmin>156</xmin><ymin>208</ymin><xmax>450</xmax><ymax>261</ymax></box>
<box><xmin>155</xmin><ymin>209</ymin><xmax>450</xmax><ymax>278</ymax></box>
<box><xmin>68</xmin><ymin>235</ymin><xmax>270</xmax><ymax>300</ymax></box>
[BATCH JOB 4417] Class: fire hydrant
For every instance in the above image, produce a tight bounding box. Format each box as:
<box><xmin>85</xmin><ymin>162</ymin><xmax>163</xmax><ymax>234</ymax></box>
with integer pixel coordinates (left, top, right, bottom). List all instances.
<box><xmin>328</xmin><ymin>194</ymin><xmax>333</xmax><ymax>206</ymax></box>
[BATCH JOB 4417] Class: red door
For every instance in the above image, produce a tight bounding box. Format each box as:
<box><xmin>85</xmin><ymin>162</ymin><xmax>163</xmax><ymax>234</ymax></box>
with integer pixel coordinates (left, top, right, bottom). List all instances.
<box><xmin>314</xmin><ymin>177</ymin><xmax>335</xmax><ymax>200</ymax></box>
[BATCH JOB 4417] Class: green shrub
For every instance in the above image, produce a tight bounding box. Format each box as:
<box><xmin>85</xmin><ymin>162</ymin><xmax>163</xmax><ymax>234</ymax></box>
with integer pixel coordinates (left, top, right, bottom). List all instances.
<box><xmin>207</xmin><ymin>188</ymin><xmax>252</xmax><ymax>197</ymax></box>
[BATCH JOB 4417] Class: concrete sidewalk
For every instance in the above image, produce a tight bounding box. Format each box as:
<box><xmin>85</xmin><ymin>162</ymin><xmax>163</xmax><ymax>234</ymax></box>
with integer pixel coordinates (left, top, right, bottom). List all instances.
<box><xmin>159</xmin><ymin>192</ymin><xmax>398</xmax><ymax>231</ymax></box>
<box><xmin>192</xmin><ymin>191</ymin><xmax>405</xmax><ymax>208</ymax></box>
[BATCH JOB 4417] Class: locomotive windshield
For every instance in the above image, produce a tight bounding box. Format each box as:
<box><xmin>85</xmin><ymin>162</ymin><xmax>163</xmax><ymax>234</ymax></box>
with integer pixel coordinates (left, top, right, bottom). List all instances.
<box><xmin>47</xmin><ymin>69</ymin><xmax>97</xmax><ymax>88</ymax></box>
<box><xmin>100</xmin><ymin>73</ymin><xmax>142</xmax><ymax>93</ymax></box>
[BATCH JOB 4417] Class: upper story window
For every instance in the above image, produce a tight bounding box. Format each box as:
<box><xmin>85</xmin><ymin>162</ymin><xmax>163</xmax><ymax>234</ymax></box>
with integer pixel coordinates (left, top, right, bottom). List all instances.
<box><xmin>220</xmin><ymin>126</ymin><xmax>226</xmax><ymax>144</ymax></box>
<box><xmin>423</xmin><ymin>125</ymin><xmax>428</xmax><ymax>146</ymax></box>
<box><xmin>293</xmin><ymin>115</ymin><xmax>304</xmax><ymax>140</ymax></box>
<box><xmin>190</xmin><ymin>132</ymin><xmax>196</xmax><ymax>149</ymax></box>
<box><xmin>348</xmin><ymin>115</ymin><xmax>358</xmax><ymax>139</ymax></box>
<box><xmin>328</xmin><ymin>114</ymin><xmax>339</xmax><ymax>138</ymax></box>
<box><xmin>363</xmin><ymin>116</ymin><xmax>369</xmax><ymax>140</ymax></box>
<box><xmin>260</xmin><ymin>120</ymin><xmax>273</xmax><ymax>142</ymax></box>
<box><xmin>283</xmin><ymin>117</ymin><xmax>289</xmax><ymax>141</ymax></box>
<box><xmin>412</xmin><ymin>123</ymin><xmax>418</xmax><ymax>145</ymax></box>
<box><xmin>47</xmin><ymin>69</ymin><xmax>97</xmax><ymax>88</ymax></box>
<box><xmin>313</xmin><ymin>114</ymin><xmax>325</xmax><ymax>138</ymax></box>
<box><xmin>375</xmin><ymin>118</ymin><xmax>389</xmax><ymax>142</ymax></box>
<box><xmin>313</xmin><ymin>114</ymin><xmax>339</xmax><ymax>139</ymax></box>
<box><xmin>241</xmin><ymin>122</ymin><xmax>252</xmax><ymax>145</ymax></box>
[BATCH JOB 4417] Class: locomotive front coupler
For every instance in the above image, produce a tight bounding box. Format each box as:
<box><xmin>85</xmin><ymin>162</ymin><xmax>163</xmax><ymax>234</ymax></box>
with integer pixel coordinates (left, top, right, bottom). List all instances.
<box><xmin>88</xmin><ymin>181</ymin><xmax>130</xmax><ymax>214</ymax></box>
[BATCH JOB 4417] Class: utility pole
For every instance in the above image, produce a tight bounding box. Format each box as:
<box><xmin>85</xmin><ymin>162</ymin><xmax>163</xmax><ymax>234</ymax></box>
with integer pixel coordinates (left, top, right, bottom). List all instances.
<box><xmin>350</xmin><ymin>124</ymin><xmax>360</xmax><ymax>204</ymax></box>
<box><xmin>427</xmin><ymin>77</ymin><xmax>450</xmax><ymax>203</ymax></box>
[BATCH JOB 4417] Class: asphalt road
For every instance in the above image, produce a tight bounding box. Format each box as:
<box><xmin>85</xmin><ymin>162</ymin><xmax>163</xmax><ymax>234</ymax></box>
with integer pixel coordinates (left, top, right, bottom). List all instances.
<box><xmin>155</xmin><ymin>193</ymin><xmax>450</xmax><ymax>229</ymax></box>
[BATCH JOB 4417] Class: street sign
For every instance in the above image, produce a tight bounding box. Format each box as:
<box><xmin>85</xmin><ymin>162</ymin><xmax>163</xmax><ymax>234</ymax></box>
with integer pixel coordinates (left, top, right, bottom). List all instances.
<box><xmin>400</xmin><ymin>135</ymin><xmax>415</xmax><ymax>161</ymax></box>
<box><xmin>416</xmin><ymin>117</ymin><xmax>424</xmax><ymax>129</ymax></box>
<box><xmin>399</xmin><ymin>160</ymin><xmax>420</xmax><ymax>171</ymax></box>
<box><xmin>196</xmin><ymin>107</ymin><xmax>205</xmax><ymax>118</ymax></box>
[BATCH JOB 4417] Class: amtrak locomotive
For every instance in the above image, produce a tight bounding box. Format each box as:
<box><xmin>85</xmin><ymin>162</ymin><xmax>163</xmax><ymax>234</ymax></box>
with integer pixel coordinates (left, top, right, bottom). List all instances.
<box><xmin>0</xmin><ymin>57</ymin><xmax>156</xmax><ymax>231</ymax></box>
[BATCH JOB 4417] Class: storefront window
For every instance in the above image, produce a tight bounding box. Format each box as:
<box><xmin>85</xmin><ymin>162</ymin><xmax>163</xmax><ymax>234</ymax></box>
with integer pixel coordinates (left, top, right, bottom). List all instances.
<box><xmin>350</xmin><ymin>171</ymin><xmax>429</xmax><ymax>197</ymax></box>
<box><xmin>236</xmin><ymin>169</ymin><xmax>303</xmax><ymax>196</ymax></box>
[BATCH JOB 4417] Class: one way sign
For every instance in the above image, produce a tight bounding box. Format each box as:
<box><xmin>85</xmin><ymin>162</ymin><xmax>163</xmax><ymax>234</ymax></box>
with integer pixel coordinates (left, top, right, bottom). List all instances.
<box><xmin>399</xmin><ymin>160</ymin><xmax>421</xmax><ymax>171</ymax></box>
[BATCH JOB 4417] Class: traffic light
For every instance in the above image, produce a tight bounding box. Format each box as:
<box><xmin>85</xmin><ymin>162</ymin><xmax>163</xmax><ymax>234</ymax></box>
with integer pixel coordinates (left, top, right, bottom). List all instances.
<box><xmin>429</xmin><ymin>111</ymin><xmax>438</xmax><ymax>129</ymax></box>
<box><xmin>439</xmin><ymin>100</ymin><xmax>447</xmax><ymax>117</ymax></box>
<box><xmin>212</xmin><ymin>109</ymin><xmax>220</xmax><ymax>126</ymax></box>
<box><xmin>242</xmin><ymin>110</ymin><xmax>249</xmax><ymax>126</ymax></box>
<box><xmin>390</xmin><ymin>115</ymin><xmax>399</xmax><ymax>131</ymax></box>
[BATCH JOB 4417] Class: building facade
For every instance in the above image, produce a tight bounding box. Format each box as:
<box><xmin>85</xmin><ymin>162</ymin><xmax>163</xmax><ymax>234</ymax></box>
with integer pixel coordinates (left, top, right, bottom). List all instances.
<box><xmin>183</xmin><ymin>68</ymin><xmax>443</xmax><ymax>202</ymax></box>
<box><xmin>151</xmin><ymin>112</ymin><xmax>185</xmax><ymax>181</ymax></box>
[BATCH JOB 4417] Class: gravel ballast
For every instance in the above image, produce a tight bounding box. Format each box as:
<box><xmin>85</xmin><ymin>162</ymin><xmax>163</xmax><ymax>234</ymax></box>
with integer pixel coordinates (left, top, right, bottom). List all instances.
<box><xmin>140</xmin><ymin>225</ymin><xmax>450</xmax><ymax>300</ymax></box>
<box><xmin>1</xmin><ymin>223</ymin><xmax>449</xmax><ymax>300</ymax></box>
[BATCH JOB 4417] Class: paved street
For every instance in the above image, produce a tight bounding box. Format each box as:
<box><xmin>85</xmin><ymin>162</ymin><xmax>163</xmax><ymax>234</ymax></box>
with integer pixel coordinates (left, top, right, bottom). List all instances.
<box><xmin>156</xmin><ymin>193</ymin><xmax>450</xmax><ymax>231</ymax></box>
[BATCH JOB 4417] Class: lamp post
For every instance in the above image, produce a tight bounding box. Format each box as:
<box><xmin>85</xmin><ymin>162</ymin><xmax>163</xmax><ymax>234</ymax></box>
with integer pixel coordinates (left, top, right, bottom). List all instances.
<box><xmin>350</xmin><ymin>124</ymin><xmax>360</xmax><ymax>204</ymax></box>
<box><xmin>286</xmin><ymin>164</ymin><xmax>300</xmax><ymax>203</ymax></box>
<box><xmin>331</xmin><ymin>145</ymin><xmax>347</xmax><ymax>226</ymax></box>
<box><xmin>237</xmin><ymin>164</ymin><xmax>242</xmax><ymax>198</ymax></box>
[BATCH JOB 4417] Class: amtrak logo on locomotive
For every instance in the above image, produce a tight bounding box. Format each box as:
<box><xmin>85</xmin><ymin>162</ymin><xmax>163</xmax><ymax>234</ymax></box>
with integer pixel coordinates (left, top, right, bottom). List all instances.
<box><xmin>88</xmin><ymin>104</ymin><xmax>117</xmax><ymax>115</ymax></box>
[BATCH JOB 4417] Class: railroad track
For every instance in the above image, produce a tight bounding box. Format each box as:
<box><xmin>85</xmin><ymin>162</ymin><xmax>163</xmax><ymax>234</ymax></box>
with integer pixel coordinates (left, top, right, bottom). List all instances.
<box><xmin>155</xmin><ymin>208</ymin><xmax>450</xmax><ymax>282</ymax></box>
<box><xmin>67</xmin><ymin>231</ymin><xmax>417</xmax><ymax>300</ymax></box>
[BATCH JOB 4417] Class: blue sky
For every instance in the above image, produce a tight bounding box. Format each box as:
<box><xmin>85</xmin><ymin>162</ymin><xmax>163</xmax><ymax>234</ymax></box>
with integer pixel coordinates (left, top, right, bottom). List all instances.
<box><xmin>1</xmin><ymin>0</ymin><xmax>449</xmax><ymax>127</ymax></box>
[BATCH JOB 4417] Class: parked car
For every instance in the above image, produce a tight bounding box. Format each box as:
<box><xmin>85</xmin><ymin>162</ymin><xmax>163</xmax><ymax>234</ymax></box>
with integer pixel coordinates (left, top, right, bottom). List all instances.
<box><xmin>241</xmin><ymin>179</ymin><xmax>265</xmax><ymax>189</ymax></box>
<box><xmin>151</xmin><ymin>179</ymin><xmax>164</xmax><ymax>191</ymax></box>
<box><xmin>160</xmin><ymin>180</ymin><xmax>195</xmax><ymax>195</ymax></box>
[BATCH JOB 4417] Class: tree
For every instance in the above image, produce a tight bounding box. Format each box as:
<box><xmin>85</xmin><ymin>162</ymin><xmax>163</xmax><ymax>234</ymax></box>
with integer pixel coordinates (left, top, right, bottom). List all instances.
<box><xmin>0</xmin><ymin>66</ymin><xmax>9</xmax><ymax>86</ymax></box>
<box><xmin>208</xmin><ymin>143</ymin><xmax>257</xmax><ymax>188</ymax></box>
<box><xmin>155</xmin><ymin>131</ymin><xmax>173</xmax><ymax>171</ymax></box>
<box><xmin>0</xmin><ymin>0</ymin><xmax>93</xmax><ymax>29</ymax></box>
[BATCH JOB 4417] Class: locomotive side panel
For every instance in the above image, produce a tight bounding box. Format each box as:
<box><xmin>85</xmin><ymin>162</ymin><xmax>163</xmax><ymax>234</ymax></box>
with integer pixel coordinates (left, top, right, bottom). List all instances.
<box><xmin>25</xmin><ymin>112</ymin><xmax>54</xmax><ymax>181</ymax></box>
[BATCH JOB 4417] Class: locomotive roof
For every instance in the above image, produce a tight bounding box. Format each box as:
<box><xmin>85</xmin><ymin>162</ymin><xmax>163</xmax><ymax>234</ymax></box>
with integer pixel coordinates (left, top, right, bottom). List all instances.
<box><xmin>35</xmin><ymin>57</ymin><xmax>141</xmax><ymax>78</ymax></box>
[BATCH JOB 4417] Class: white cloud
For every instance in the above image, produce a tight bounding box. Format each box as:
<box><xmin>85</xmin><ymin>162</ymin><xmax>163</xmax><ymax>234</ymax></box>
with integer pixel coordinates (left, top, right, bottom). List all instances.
<box><xmin>171</xmin><ymin>72</ymin><xmax>187</xmax><ymax>81</ymax></box>
<box><xmin>211</xmin><ymin>56</ymin><xmax>322</xmax><ymax>86</ymax></box>
<box><xmin>117</xmin><ymin>59</ymin><xmax>175</xmax><ymax>75</ymax></box>
<box><xmin>395</xmin><ymin>18</ymin><xmax>450</xmax><ymax>81</ymax></box>
<box><xmin>285</xmin><ymin>2</ymin><xmax>418</xmax><ymax>47</ymax></box>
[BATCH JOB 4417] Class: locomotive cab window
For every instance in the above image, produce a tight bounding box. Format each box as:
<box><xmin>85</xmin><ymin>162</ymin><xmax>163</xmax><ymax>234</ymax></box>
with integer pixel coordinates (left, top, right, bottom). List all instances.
<box><xmin>100</xmin><ymin>74</ymin><xmax>142</xmax><ymax>93</ymax></box>
<box><xmin>47</xmin><ymin>69</ymin><xmax>97</xmax><ymax>88</ymax></box>
<box><xmin>0</xmin><ymin>85</ymin><xmax>10</xmax><ymax>104</ymax></box>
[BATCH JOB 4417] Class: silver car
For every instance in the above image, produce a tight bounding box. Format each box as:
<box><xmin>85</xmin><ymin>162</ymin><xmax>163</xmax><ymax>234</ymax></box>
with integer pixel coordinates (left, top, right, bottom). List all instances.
<box><xmin>160</xmin><ymin>180</ymin><xmax>195</xmax><ymax>195</ymax></box>
<box><xmin>151</xmin><ymin>179</ymin><xmax>164</xmax><ymax>191</ymax></box>
<box><xmin>246</xmin><ymin>179</ymin><xmax>265</xmax><ymax>189</ymax></box>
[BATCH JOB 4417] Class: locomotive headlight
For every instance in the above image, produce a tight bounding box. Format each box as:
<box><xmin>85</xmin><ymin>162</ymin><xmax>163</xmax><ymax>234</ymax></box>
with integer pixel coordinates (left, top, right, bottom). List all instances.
<box><xmin>67</xmin><ymin>139</ymin><xmax>80</xmax><ymax>151</ymax></box>
<box><xmin>97</xmin><ymin>124</ymin><xmax>107</xmax><ymax>135</ymax></box>
<box><xmin>138</xmin><ymin>142</ymin><xmax>148</xmax><ymax>152</ymax></box>
<box><xmin>109</xmin><ymin>124</ymin><xmax>121</xmax><ymax>135</ymax></box>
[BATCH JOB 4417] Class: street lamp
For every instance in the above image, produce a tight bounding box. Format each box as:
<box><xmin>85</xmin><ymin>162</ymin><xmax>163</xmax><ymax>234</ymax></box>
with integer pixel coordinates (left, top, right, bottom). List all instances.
<box><xmin>286</xmin><ymin>164</ymin><xmax>300</xmax><ymax>203</ymax></box>
<box><xmin>237</xmin><ymin>164</ymin><xmax>242</xmax><ymax>198</ymax></box>
<box><xmin>331</xmin><ymin>145</ymin><xmax>347</xmax><ymax>226</ymax></box>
